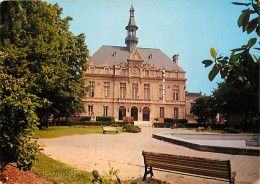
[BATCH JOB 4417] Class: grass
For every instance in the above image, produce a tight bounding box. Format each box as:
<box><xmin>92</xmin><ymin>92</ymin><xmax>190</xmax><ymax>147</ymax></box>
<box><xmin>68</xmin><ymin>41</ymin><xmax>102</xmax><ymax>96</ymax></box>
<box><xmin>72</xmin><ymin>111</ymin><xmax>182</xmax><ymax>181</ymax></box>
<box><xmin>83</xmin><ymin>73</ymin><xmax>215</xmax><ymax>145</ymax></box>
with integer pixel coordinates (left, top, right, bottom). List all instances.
<box><xmin>32</xmin><ymin>152</ymin><xmax>93</xmax><ymax>183</ymax></box>
<box><xmin>34</xmin><ymin>126</ymin><xmax>123</xmax><ymax>139</ymax></box>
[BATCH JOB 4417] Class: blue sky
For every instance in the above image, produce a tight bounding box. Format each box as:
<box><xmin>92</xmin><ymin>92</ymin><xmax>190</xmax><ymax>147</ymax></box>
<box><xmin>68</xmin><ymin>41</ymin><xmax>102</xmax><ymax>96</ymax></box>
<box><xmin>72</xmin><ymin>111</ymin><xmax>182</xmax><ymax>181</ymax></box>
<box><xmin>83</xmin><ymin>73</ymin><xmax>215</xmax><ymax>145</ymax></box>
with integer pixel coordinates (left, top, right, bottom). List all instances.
<box><xmin>47</xmin><ymin>0</ymin><xmax>256</xmax><ymax>95</ymax></box>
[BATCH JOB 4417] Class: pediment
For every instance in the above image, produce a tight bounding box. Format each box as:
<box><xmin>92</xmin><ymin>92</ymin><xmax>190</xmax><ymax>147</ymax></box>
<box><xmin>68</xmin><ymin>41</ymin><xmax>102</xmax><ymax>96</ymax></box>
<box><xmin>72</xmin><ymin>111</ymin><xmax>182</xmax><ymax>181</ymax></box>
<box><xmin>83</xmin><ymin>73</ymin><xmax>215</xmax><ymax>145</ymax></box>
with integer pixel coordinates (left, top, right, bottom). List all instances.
<box><xmin>159</xmin><ymin>65</ymin><xmax>165</xmax><ymax>70</ymax></box>
<box><xmin>103</xmin><ymin>61</ymin><xmax>111</xmax><ymax>67</ymax></box>
<box><xmin>128</xmin><ymin>46</ymin><xmax>143</xmax><ymax>61</ymax></box>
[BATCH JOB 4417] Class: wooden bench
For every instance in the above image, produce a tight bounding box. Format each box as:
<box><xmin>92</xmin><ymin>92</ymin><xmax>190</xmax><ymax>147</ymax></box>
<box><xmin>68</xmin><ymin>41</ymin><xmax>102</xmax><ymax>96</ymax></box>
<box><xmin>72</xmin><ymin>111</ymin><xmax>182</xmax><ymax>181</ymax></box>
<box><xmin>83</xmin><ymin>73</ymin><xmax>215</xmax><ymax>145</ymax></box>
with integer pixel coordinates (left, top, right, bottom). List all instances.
<box><xmin>102</xmin><ymin>127</ymin><xmax>118</xmax><ymax>134</ymax></box>
<box><xmin>142</xmin><ymin>151</ymin><xmax>236</xmax><ymax>184</ymax></box>
<box><xmin>196</xmin><ymin>126</ymin><xmax>205</xmax><ymax>132</ymax></box>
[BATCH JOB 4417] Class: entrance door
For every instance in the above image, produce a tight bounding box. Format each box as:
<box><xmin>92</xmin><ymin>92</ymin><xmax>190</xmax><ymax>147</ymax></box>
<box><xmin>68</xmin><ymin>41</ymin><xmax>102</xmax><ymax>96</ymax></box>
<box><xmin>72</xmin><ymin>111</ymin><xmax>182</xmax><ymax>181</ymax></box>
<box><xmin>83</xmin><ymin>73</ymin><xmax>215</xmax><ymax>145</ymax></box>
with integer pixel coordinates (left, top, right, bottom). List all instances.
<box><xmin>143</xmin><ymin>107</ymin><xmax>150</xmax><ymax>121</ymax></box>
<box><xmin>131</xmin><ymin>106</ymin><xmax>138</xmax><ymax>121</ymax></box>
<box><xmin>119</xmin><ymin>106</ymin><xmax>126</xmax><ymax>120</ymax></box>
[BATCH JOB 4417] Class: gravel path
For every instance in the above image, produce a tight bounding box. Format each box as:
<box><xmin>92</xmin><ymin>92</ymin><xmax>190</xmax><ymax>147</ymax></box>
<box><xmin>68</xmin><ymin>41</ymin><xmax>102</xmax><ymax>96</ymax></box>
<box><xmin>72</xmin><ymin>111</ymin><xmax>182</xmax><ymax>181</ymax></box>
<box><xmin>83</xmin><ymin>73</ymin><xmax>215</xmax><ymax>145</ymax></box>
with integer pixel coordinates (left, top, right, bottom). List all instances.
<box><xmin>39</xmin><ymin>127</ymin><xmax>260</xmax><ymax>184</ymax></box>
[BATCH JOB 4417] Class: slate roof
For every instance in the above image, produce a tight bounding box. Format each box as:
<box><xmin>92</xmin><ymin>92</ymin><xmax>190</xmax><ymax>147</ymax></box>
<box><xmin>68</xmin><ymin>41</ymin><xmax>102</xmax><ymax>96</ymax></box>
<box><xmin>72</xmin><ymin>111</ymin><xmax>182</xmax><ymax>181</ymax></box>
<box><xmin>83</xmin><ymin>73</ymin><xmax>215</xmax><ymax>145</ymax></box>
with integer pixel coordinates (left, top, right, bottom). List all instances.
<box><xmin>186</xmin><ymin>92</ymin><xmax>201</xmax><ymax>97</ymax></box>
<box><xmin>89</xmin><ymin>45</ymin><xmax>184</xmax><ymax>71</ymax></box>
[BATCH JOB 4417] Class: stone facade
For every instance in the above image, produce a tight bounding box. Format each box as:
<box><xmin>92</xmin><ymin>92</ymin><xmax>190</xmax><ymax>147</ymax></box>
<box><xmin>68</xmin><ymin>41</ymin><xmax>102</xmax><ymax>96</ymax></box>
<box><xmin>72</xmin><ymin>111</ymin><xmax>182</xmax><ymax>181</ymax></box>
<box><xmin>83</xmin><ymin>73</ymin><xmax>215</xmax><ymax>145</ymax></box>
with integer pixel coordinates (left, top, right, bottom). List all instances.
<box><xmin>185</xmin><ymin>92</ymin><xmax>201</xmax><ymax>123</ymax></box>
<box><xmin>82</xmin><ymin>6</ymin><xmax>187</xmax><ymax>122</ymax></box>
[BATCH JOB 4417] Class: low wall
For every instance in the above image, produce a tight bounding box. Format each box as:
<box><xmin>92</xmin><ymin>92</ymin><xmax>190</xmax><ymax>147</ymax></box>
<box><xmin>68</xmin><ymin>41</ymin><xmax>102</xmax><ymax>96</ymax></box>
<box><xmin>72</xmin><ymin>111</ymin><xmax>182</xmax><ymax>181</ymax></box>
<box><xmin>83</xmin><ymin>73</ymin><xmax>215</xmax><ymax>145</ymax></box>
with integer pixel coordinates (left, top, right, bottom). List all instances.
<box><xmin>153</xmin><ymin>134</ymin><xmax>260</xmax><ymax>156</ymax></box>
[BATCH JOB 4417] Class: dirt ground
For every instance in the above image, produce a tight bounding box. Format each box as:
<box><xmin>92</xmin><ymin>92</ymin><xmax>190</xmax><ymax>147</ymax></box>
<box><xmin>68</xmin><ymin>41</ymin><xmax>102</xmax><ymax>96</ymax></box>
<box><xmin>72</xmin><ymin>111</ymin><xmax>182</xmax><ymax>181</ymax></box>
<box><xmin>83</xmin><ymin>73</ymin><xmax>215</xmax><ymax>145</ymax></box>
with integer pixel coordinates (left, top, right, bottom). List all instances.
<box><xmin>0</xmin><ymin>163</ymin><xmax>53</xmax><ymax>184</ymax></box>
<box><xmin>39</xmin><ymin>127</ymin><xmax>260</xmax><ymax>184</ymax></box>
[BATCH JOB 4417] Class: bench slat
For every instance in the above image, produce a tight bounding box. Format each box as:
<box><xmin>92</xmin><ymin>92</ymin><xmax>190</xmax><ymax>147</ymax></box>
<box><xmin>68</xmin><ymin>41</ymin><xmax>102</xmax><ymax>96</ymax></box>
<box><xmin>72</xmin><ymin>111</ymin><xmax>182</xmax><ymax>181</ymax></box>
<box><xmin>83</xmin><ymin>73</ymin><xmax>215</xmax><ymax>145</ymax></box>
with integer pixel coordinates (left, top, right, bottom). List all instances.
<box><xmin>144</xmin><ymin>156</ymin><xmax>229</xmax><ymax>171</ymax></box>
<box><xmin>146</xmin><ymin>161</ymin><xmax>230</xmax><ymax>180</ymax></box>
<box><xmin>142</xmin><ymin>151</ymin><xmax>234</xmax><ymax>183</ymax></box>
<box><xmin>102</xmin><ymin>127</ymin><xmax>118</xmax><ymax>134</ymax></box>
<box><xmin>144</xmin><ymin>152</ymin><xmax>228</xmax><ymax>165</ymax></box>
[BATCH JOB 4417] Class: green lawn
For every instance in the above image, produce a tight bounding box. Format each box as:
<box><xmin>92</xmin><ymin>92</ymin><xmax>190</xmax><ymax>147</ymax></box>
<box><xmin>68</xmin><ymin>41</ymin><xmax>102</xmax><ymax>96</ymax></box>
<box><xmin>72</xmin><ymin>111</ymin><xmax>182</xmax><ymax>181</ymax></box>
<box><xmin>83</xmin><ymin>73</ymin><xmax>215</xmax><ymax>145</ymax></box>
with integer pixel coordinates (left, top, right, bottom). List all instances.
<box><xmin>32</xmin><ymin>152</ymin><xmax>93</xmax><ymax>183</ymax></box>
<box><xmin>34</xmin><ymin>126</ymin><xmax>123</xmax><ymax>139</ymax></box>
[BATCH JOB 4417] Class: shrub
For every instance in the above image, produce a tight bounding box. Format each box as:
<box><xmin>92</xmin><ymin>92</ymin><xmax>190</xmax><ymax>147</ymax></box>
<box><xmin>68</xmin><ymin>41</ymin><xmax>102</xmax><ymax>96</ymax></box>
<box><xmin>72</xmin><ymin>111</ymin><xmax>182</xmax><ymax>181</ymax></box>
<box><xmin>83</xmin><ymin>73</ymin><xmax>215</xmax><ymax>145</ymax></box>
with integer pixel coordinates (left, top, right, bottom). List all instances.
<box><xmin>153</xmin><ymin>119</ymin><xmax>188</xmax><ymax>128</ymax></box>
<box><xmin>122</xmin><ymin>123</ymin><xmax>141</xmax><ymax>133</ymax></box>
<box><xmin>183</xmin><ymin>123</ymin><xmax>199</xmax><ymax>128</ymax></box>
<box><xmin>96</xmin><ymin>116</ymin><xmax>115</xmax><ymax>122</ymax></box>
<box><xmin>80</xmin><ymin>116</ymin><xmax>91</xmax><ymax>121</ymax></box>
<box><xmin>153</xmin><ymin>123</ymin><xmax>173</xmax><ymax>128</ymax></box>
<box><xmin>163</xmin><ymin>118</ymin><xmax>188</xmax><ymax>124</ymax></box>
<box><xmin>224</xmin><ymin>127</ymin><xmax>242</xmax><ymax>134</ymax></box>
<box><xmin>0</xmin><ymin>78</ymin><xmax>40</xmax><ymax>170</ymax></box>
<box><xmin>176</xmin><ymin>124</ymin><xmax>185</xmax><ymax>128</ymax></box>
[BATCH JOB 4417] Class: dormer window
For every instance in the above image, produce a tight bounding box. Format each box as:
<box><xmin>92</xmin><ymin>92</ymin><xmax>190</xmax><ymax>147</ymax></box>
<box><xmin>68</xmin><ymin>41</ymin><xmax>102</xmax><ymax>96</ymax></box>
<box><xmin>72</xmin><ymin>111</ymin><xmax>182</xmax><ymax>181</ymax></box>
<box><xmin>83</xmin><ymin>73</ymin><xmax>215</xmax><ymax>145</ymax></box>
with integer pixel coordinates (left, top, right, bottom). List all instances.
<box><xmin>90</xmin><ymin>67</ymin><xmax>94</xmax><ymax>73</ymax></box>
<box><xmin>122</xmin><ymin>69</ymin><xmax>126</xmax><ymax>76</ymax></box>
<box><xmin>145</xmin><ymin>70</ymin><xmax>149</xmax><ymax>77</ymax></box>
<box><xmin>148</xmin><ymin>54</ymin><xmax>153</xmax><ymax>59</ymax></box>
<box><xmin>105</xmin><ymin>68</ymin><xmax>110</xmax><ymax>74</ymax></box>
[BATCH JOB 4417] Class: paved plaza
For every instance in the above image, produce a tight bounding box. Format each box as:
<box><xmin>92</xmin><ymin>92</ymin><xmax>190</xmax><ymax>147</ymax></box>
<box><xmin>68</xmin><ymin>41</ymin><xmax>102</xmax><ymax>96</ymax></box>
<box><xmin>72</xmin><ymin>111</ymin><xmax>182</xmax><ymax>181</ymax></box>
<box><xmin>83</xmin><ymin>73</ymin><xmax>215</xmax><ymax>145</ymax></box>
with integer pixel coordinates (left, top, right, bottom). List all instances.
<box><xmin>39</xmin><ymin>127</ymin><xmax>260</xmax><ymax>184</ymax></box>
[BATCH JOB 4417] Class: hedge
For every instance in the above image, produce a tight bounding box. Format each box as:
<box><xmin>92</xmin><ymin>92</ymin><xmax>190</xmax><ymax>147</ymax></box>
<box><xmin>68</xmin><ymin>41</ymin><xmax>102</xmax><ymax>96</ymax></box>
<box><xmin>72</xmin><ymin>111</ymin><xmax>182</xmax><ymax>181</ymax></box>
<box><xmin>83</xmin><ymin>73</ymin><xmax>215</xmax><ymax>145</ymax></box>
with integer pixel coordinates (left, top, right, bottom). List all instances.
<box><xmin>80</xmin><ymin>116</ymin><xmax>115</xmax><ymax>122</ymax></box>
<box><xmin>80</xmin><ymin>116</ymin><xmax>91</xmax><ymax>121</ymax></box>
<box><xmin>163</xmin><ymin>118</ymin><xmax>188</xmax><ymax>124</ymax></box>
<box><xmin>56</xmin><ymin>121</ymin><xmax>133</xmax><ymax>127</ymax></box>
<box><xmin>153</xmin><ymin>119</ymin><xmax>188</xmax><ymax>128</ymax></box>
<box><xmin>96</xmin><ymin>116</ymin><xmax>115</xmax><ymax>122</ymax></box>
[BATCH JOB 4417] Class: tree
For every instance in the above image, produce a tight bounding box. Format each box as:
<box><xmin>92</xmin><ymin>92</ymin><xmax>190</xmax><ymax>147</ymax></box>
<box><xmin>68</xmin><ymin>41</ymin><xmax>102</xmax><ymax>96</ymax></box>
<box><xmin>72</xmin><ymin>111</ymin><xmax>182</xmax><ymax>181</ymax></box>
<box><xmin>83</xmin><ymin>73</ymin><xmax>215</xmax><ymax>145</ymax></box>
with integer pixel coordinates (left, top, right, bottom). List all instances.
<box><xmin>1</xmin><ymin>1</ymin><xmax>89</xmax><ymax>125</ymax></box>
<box><xmin>191</xmin><ymin>95</ymin><xmax>217</xmax><ymax>124</ymax></box>
<box><xmin>202</xmin><ymin>0</ymin><xmax>259</xmax><ymax>126</ymax></box>
<box><xmin>0</xmin><ymin>1</ymin><xmax>89</xmax><ymax>170</ymax></box>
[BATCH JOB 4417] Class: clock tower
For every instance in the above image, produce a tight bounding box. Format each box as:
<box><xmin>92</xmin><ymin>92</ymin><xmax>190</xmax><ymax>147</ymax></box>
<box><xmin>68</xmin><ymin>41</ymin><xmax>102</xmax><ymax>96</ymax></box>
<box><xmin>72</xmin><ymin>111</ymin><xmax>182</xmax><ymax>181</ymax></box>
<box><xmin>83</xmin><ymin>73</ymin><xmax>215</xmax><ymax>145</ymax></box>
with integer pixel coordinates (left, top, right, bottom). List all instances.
<box><xmin>125</xmin><ymin>5</ymin><xmax>138</xmax><ymax>53</ymax></box>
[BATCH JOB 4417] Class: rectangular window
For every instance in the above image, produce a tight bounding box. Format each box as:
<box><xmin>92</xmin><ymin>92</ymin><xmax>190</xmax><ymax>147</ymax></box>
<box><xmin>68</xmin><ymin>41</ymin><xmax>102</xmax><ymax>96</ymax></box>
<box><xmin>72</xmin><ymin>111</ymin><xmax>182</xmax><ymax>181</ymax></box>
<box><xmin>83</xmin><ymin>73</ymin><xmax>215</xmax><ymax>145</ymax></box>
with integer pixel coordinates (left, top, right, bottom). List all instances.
<box><xmin>173</xmin><ymin>85</ymin><xmax>179</xmax><ymax>100</ymax></box>
<box><xmin>159</xmin><ymin>85</ymin><xmax>163</xmax><ymax>99</ymax></box>
<box><xmin>88</xmin><ymin>105</ymin><xmax>93</xmax><ymax>116</ymax></box>
<box><xmin>122</xmin><ymin>69</ymin><xmax>126</xmax><ymax>76</ymax></box>
<box><xmin>144</xmin><ymin>84</ymin><xmax>150</xmax><ymax>99</ymax></box>
<box><xmin>174</xmin><ymin>72</ymin><xmax>178</xmax><ymax>78</ymax></box>
<box><xmin>103</xmin><ymin>106</ymin><xmax>108</xmax><ymax>116</ymax></box>
<box><xmin>145</xmin><ymin>70</ymin><xmax>149</xmax><ymax>77</ymax></box>
<box><xmin>90</xmin><ymin>67</ymin><xmax>94</xmax><ymax>73</ymax></box>
<box><xmin>104</xmin><ymin>82</ymin><xmax>110</xmax><ymax>97</ymax></box>
<box><xmin>120</xmin><ymin>83</ymin><xmax>126</xmax><ymax>99</ymax></box>
<box><xmin>105</xmin><ymin>68</ymin><xmax>109</xmax><ymax>74</ymax></box>
<box><xmin>160</xmin><ymin>107</ymin><xmax>164</xmax><ymax>118</ymax></box>
<box><xmin>174</xmin><ymin>107</ymin><xmax>179</xmax><ymax>119</ymax></box>
<box><xmin>132</xmin><ymin>83</ymin><xmax>138</xmax><ymax>99</ymax></box>
<box><xmin>89</xmin><ymin>81</ymin><xmax>95</xmax><ymax>97</ymax></box>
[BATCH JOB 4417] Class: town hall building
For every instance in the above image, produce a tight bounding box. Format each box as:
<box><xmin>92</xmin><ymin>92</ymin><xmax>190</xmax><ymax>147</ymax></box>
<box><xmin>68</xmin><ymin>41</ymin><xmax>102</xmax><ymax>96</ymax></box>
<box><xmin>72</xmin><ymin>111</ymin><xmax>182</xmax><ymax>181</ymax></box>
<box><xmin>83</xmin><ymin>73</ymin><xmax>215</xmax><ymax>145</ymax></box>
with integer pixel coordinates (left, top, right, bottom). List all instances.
<box><xmin>83</xmin><ymin>6</ymin><xmax>187</xmax><ymax>122</ymax></box>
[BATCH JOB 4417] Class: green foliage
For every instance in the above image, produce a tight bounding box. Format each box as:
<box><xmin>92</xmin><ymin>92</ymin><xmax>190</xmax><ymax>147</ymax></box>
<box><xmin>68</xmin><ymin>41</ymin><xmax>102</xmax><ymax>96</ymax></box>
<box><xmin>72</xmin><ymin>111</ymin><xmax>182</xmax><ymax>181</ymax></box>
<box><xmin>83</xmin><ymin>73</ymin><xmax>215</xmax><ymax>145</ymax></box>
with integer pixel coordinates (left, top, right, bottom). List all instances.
<box><xmin>92</xmin><ymin>163</ymin><xmax>121</xmax><ymax>184</ymax></box>
<box><xmin>224</xmin><ymin>127</ymin><xmax>242</xmax><ymax>134</ymax></box>
<box><xmin>164</xmin><ymin>118</ymin><xmax>188</xmax><ymax>124</ymax></box>
<box><xmin>153</xmin><ymin>119</ymin><xmax>188</xmax><ymax>128</ymax></box>
<box><xmin>191</xmin><ymin>95</ymin><xmax>217</xmax><ymax>124</ymax></box>
<box><xmin>202</xmin><ymin>1</ymin><xmax>259</xmax><ymax>127</ymax></box>
<box><xmin>96</xmin><ymin>116</ymin><xmax>115</xmax><ymax>122</ymax></box>
<box><xmin>0</xmin><ymin>72</ymin><xmax>40</xmax><ymax>170</ymax></box>
<box><xmin>80</xmin><ymin>116</ymin><xmax>91</xmax><ymax>121</ymax></box>
<box><xmin>0</xmin><ymin>1</ymin><xmax>89</xmax><ymax>170</ymax></box>
<box><xmin>122</xmin><ymin>123</ymin><xmax>141</xmax><ymax>133</ymax></box>
<box><xmin>1</xmin><ymin>1</ymin><xmax>89</xmax><ymax>126</ymax></box>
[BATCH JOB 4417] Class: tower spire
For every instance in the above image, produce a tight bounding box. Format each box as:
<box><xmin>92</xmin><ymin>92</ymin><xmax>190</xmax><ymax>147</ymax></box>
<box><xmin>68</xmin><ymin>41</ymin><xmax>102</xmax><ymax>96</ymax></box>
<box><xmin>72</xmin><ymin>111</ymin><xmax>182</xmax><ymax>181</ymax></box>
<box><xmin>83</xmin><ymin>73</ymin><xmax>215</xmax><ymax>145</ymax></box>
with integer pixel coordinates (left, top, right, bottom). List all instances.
<box><xmin>125</xmin><ymin>5</ymin><xmax>138</xmax><ymax>53</ymax></box>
